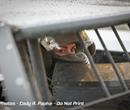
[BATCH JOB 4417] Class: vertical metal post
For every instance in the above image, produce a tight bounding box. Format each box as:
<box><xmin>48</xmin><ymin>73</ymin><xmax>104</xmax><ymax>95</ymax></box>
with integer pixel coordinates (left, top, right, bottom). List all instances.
<box><xmin>77</xmin><ymin>33</ymin><xmax>111</xmax><ymax>97</ymax></box>
<box><xmin>111</xmin><ymin>26</ymin><xmax>130</xmax><ymax>62</ymax></box>
<box><xmin>95</xmin><ymin>29</ymin><xmax>128</xmax><ymax>91</ymax></box>
<box><xmin>0</xmin><ymin>24</ymin><xmax>39</xmax><ymax>110</ymax></box>
<box><xmin>27</xmin><ymin>39</ymin><xmax>52</xmax><ymax>102</ymax></box>
<box><xmin>18</xmin><ymin>41</ymin><xmax>45</xmax><ymax>110</ymax></box>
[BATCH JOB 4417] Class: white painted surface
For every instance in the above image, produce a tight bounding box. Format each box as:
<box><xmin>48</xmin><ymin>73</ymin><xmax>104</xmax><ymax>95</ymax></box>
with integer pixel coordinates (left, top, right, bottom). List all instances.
<box><xmin>0</xmin><ymin>0</ymin><xmax>130</xmax><ymax>27</ymax></box>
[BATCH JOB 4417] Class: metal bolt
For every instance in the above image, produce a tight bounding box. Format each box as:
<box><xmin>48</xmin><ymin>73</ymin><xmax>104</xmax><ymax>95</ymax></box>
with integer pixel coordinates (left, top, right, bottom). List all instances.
<box><xmin>16</xmin><ymin>77</ymin><xmax>24</xmax><ymax>86</ymax></box>
<box><xmin>6</xmin><ymin>44</ymin><xmax>13</xmax><ymax>50</ymax></box>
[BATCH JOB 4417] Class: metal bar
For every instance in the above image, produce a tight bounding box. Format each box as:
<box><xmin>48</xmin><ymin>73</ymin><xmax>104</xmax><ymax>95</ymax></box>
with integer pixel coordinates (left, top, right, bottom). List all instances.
<box><xmin>18</xmin><ymin>41</ymin><xmax>45</xmax><ymax>110</ymax></box>
<box><xmin>95</xmin><ymin>29</ymin><xmax>129</xmax><ymax>91</ymax></box>
<box><xmin>77</xmin><ymin>33</ymin><xmax>111</xmax><ymax>97</ymax></box>
<box><xmin>15</xmin><ymin>12</ymin><xmax>130</xmax><ymax>41</ymax></box>
<box><xmin>27</xmin><ymin>39</ymin><xmax>52</xmax><ymax>103</ymax></box>
<box><xmin>27</xmin><ymin>39</ymin><xmax>52</xmax><ymax>110</ymax></box>
<box><xmin>67</xmin><ymin>90</ymin><xmax>130</xmax><ymax>110</ymax></box>
<box><xmin>0</xmin><ymin>24</ymin><xmax>39</xmax><ymax>110</ymax></box>
<box><xmin>111</xmin><ymin>26</ymin><xmax>130</xmax><ymax>62</ymax></box>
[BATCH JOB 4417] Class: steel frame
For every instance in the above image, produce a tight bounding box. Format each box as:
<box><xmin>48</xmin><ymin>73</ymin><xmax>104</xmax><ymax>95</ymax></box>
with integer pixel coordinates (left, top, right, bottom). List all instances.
<box><xmin>0</xmin><ymin>12</ymin><xmax>130</xmax><ymax>110</ymax></box>
<box><xmin>15</xmin><ymin>12</ymin><xmax>130</xmax><ymax>40</ymax></box>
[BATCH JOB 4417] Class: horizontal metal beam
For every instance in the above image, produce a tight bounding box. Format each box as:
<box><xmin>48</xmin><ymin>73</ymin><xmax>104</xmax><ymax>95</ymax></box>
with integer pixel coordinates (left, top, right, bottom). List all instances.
<box><xmin>67</xmin><ymin>90</ymin><xmax>130</xmax><ymax>110</ymax></box>
<box><xmin>14</xmin><ymin>12</ymin><xmax>130</xmax><ymax>41</ymax></box>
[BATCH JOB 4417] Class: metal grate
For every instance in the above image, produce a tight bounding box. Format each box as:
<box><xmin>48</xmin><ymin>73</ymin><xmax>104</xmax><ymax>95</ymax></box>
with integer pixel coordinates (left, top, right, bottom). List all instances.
<box><xmin>68</xmin><ymin>25</ymin><xmax>130</xmax><ymax>110</ymax></box>
<box><xmin>0</xmin><ymin>12</ymin><xmax>130</xmax><ymax>110</ymax></box>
